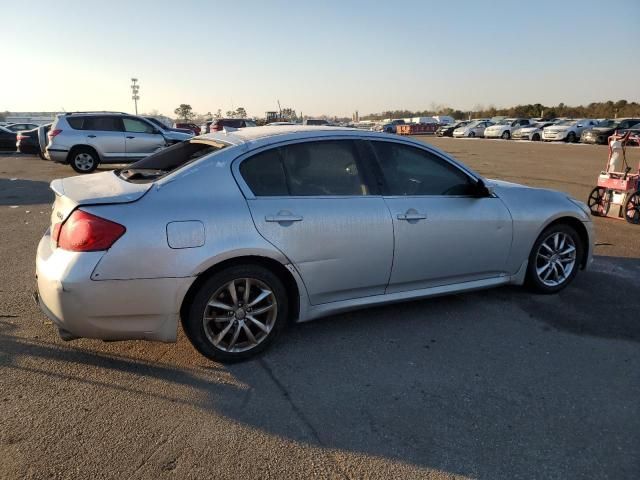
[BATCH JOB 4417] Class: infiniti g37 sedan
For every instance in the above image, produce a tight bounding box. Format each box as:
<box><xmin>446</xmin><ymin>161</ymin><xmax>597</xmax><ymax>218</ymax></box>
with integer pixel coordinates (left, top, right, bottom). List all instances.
<box><xmin>35</xmin><ymin>126</ymin><xmax>594</xmax><ymax>362</ymax></box>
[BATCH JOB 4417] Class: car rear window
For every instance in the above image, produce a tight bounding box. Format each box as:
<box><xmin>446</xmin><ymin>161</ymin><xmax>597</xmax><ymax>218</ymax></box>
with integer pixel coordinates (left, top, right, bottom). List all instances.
<box><xmin>117</xmin><ymin>140</ymin><xmax>227</xmax><ymax>183</ymax></box>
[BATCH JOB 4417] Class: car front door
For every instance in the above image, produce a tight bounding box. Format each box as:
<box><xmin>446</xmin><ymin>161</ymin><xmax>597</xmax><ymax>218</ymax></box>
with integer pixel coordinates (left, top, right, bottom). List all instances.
<box><xmin>237</xmin><ymin>139</ymin><xmax>394</xmax><ymax>305</ymax></box>
<box><xmin>368</xmin><ymin>140</ymin><xmax>513</xmax><ymax>294</ymax></box>
<box><xmin>82</xmin><ymin>116</ymin><xmax>126</xmax><ymax>161</ymax></box>
<box><xmin>123</xmin><ymin>117</ymin><xmax>166</xmax><ymax>159</ymax></box>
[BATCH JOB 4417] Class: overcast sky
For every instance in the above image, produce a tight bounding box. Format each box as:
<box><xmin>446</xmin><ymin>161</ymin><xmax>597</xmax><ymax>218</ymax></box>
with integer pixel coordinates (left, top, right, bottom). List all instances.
<box><xmin>1</xmin><ymin>0</ymin><xmax>639</xmax><ymax>117</ymax></box>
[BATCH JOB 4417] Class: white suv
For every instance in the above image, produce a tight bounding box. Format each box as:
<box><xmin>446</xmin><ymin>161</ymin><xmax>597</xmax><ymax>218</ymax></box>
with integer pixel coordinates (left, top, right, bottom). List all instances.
<box><xmin>46</xmin><ymin>112</ymin><xmax>192</xmax><ymax>173</ymax></box>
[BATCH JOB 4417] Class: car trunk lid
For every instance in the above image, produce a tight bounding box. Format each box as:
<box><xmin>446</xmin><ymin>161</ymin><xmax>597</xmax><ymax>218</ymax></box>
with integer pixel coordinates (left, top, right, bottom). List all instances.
<box><xmin>50</xmin><ymin>171</ymin><xmax>151</xmax><ymax>235</ymax></box>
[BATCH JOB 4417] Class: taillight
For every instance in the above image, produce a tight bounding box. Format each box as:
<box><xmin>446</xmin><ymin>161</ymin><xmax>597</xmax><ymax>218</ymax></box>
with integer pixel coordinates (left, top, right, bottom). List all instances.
<box><xmin>57</xmin><ymin>210</ymin><xmax>125</xmax><ymax>252</ymax></box>
<box><xmin>48</xmin><ymin>129</ymin><xmax>62</xmax><ymax>138</ymax></box>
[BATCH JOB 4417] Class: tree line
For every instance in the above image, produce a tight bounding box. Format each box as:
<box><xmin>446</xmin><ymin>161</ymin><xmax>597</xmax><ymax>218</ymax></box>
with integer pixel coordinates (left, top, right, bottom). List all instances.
<box><xmin>362</xmin><ymin>100</ymin><xmax>640</xmax><ymax>121</ymax></box>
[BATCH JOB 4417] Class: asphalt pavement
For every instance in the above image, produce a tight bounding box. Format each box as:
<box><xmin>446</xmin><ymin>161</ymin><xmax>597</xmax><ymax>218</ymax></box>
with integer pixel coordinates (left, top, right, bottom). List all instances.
<box><xmin>1</xmin><ymin>140</ymin><xmax>639</xmax><ymax>479</ymax></box>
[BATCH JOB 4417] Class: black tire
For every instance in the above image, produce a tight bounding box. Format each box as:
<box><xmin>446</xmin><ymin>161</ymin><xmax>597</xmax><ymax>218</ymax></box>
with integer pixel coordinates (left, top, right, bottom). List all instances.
<box><xmin>182</xmin><ymin>264</ymin><xmax>289</xmax><ymax>363</ymax></box>
<box><xmin>468</xmin><ymin>131</ymin><xmax>475</xmax><ymax>138</ymax></box>
<box><xmin>532</xmin><ymin>133</ymin><xmax>541</xmax><ymax>141</ymax></box>
<box><xmin>624</xmin><ymin>192</ymin><xmax>640</xmax><ymax>224</ymax></box>
<box><xmin>566</xmin><ymin>132</ymin><xmax>577</xmax><ymax>143</ymax></box>
<box><xmin>525</xmin><ymin>224</ymin><xmax>583</xmax><ymax>294</ymax></box>
<box><xmin>587</xmin><ymin>187</ymin><xmax>610</xmax><ymax>217</ymax></box>
<box><xmin>501</xmin><ymin>131</ymin><xmax>511</xmax><ymax>140</ymax></box>
<box><xmin>69</xmin><ymin>147</ymin><xmax>99</xmax><ymax>173</ymax></box>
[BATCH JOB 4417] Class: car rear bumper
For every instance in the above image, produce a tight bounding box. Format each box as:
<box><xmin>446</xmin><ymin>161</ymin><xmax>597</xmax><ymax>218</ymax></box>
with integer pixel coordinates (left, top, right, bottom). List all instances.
<box><xmin>35</xmin><ymin>232</ymin><xmax>191</xmax><ymax>343</ymax></box>
<box><xmin>46</xmin><ymin>148</ymin><xmax>68</xmax><ymax>163</ymax></box>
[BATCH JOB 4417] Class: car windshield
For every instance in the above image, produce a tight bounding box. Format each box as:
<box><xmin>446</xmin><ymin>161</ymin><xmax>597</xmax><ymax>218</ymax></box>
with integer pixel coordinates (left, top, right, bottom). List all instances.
<box><xmin>117</xmin><ymin>140</ymin><xmax>227</xmax><ymax>183</ymax></box>
<box><xmin>146</xmin><ymin>118</ymin><xmax>166</xmax><ymax>129</ymax></box>
<box><xmin>596</xmin><ymin>120</ymin><xmax>618</xmax><ymax>128</ymax></box>
<box><xmin>555</xmin><ymin>120</ymin><xmax>576</xmax><ymax>126</ymax></box>
<box><xmin>495</xmin><ymin>120</ymin><xmax>511</xmax><ymax>125</ymax></box>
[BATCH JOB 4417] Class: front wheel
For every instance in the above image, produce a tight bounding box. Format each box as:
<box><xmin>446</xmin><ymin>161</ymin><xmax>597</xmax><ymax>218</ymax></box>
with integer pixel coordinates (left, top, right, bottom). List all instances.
<box><xmin>468</xmin><ymin>131</ymin><xmax>475</xmax><ymax>138</ymax></box>
<box><xmin>501</xmin><ymin>131</ymin><xmax>511</xmax><ymax>140</ymax></box>
<box><xmin>587</xmin><ymin>187</ymin><xmax>610</xmax><ymax>217</ymax></box>
<box><xmin>183</xmin><ymin>265</ymin><xmax>288</xmax><ymax>362</ymax></box>
<box><xmin>531</xmin><ymin>133</ymin><xmax>541</xmax><ymax>141</ymax></box>
<box><xmin>624</xmin><ymin>192</ymin><xmax>640</xmax><ymax>224</ymax></box>
<box><xmin>566</xmin><ymin>132</ymin><xmax>577</xmax><ymax>143</ymax></box>
<box><xmin>526</xmin><ymin>224</ymin><xmax>583</xmax><ymax>294</ymax></box>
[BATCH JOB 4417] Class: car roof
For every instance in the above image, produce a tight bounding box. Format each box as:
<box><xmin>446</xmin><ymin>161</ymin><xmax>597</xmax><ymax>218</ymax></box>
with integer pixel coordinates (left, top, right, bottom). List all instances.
<box><xmin>194</xmin><ymin>125</ymin><xmax>366</xmax><ymax>147</ymax></box>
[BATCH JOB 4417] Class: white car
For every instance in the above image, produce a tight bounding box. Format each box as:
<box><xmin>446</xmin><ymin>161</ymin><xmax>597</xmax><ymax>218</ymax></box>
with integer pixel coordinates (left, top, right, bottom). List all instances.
<box><xmin>483</xmin><ymin>118</ymin><xmax>533</xmax><ymax>140</ymax></box>
<box><xmin>542</xmin><ymin>119</ymin><xmax>599</xmax><ymax>142</ymax></box>
<box><xmin>452</xmin><ymin>120</ymin><xmax>494</xmax><ymax>138</ymax></box>
<box><xmin>512</xmin><ymin>122</ymin><xmax>557</xmax><ymax>141</ymax></box>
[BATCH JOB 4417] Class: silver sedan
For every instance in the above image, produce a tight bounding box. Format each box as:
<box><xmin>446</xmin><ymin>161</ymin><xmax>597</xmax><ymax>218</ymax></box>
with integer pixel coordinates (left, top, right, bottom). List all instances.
<box><xmin>35</xmin><ymin>126</ymin><xmax>594</xmax><ymax>362</ymax></box>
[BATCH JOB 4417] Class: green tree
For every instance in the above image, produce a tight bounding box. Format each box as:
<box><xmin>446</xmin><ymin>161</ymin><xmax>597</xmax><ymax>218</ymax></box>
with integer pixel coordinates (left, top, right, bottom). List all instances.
<box><xmin>174</xmin><ymin>104</ymin><xmax>194</xmax><ymax>121</ymax></box>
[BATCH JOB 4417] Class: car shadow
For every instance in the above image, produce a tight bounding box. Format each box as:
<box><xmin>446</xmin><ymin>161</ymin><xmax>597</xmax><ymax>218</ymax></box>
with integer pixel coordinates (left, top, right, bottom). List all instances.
<box><xmin>0</xmin><ymin>178</ymin><xmax>53</xmax><ymax>205</ymax></box>
<box><xmin>3</xmin><ymin>255</ymin><xmax>639</xmax><ymax>478</ymax></box>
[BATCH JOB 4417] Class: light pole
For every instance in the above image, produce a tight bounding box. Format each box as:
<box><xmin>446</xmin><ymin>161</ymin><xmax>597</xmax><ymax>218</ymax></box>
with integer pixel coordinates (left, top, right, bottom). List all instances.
<box><xmin>130</xmin><ymin>78</ymin><xmax>140</xmax><ymax>115</ymax></box>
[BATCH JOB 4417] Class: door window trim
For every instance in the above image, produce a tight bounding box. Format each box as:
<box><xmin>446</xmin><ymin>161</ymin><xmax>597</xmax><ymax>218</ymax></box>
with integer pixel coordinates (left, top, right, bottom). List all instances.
<box><xmin>232</xmin><ymin>136</ymin><xmax>380</xmax><ymax>200</ymax></box>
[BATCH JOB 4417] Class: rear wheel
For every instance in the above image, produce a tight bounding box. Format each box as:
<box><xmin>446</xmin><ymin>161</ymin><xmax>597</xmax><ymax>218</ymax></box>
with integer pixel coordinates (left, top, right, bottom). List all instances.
<box><xmin>526</xmin><ymin>224</ymin><xmax>583</xmax><ymax>294</ymax></box>
<box><xmin>624</xmin><ymin>192</ymin><xmax>640</xmax><ymax>224</ymax></box>
<box><xmin>183</xmin><ymin>264</ymin><xmax>288</xmax><ymax>362</ymax></box>
<box><xmin>587</xmin><ymin>187</ymin><xmax>610</xmax><ymax>217</ymax></box>
<box><xmin>532</xmin><ymin>133</ymin><xmax>541</xmax><ymax>141</ymax></box>
<box><xmin>468</xmin><ymin>131</ymin><xmax>475</xmax><ymax>138</ymax></box>
<box><xmin>501</xmin><ymin>131</ymin><xmax>511</xmax><ymax>140</ymax></box>
<box><xmin>69</xmin><ymin>147</ymin><xmax>99</xmax><ymax>173</ymax></box>
<box><xmin>566</xmin><ymin>132</ymin><xmax>577</xmax><ymax>143</ymax></box>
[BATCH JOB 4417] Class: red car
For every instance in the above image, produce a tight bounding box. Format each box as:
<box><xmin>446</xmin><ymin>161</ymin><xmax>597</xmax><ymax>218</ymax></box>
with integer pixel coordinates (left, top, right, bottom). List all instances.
<box><xmin>174</xmin><ymin>123</ymin><xmax>201</xmax><ymax>135</ymax></box>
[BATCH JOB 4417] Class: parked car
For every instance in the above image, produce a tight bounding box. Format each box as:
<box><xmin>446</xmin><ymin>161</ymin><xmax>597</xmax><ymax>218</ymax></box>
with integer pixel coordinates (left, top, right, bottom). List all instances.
<box><xmin>303</xmin><ymin>118</ymin><xmax>330</xmax><ymax>126</ymax></box>
<box><xmin>580</xmin><ymin>118</ymin><xmax>640</xmax><ymax>145</ymax></box>
<box><xmin>542</xmin><ymin>119</ymin><xmax>599</xmax><ymax>142</ymax></box>
<box><xmin>200</xmin><ymin>120</ymin><xmax>214</xmax><ymax>134</ymax></box>
<box><xmin>452</xmin><ymin>120</ymin><xmax>494</xmax><ymax>138</ymax></box>
<box><xmin>46</xmin><ymin>112</ymin><xmax>192</xmax><ymax>173</ymax></box>
<box><xmin>16</xmin><ymin>124</ymin><xmax>51</xmax><ymax>158</ymax></box>
<box><xmin>144</xmin><ymin>116</ymin><xmax>193</xmax><ymax>135</ymax></box>
<box><xmin>436</xmin><ymin>121</ymin><xmax>470</xmax><ymax>137</ymax></box>
<box><xmin>376</xmin><ymin>119</ymin><xmax>405</xmax><ymax>134</ymax></box>
<box><xmin>34</xmin><ymin>126</ymin><xmax>593</xmax><ymax>362</ymax></box>
<box><xmin>174</xmin><ymin>123</ymin><xmax>201</xmax><ymax>135</ymax></box>
<box><xmin>512</xmin><ymin>122</ymin><xmax>556</xmax><ymax>141</ymax></box>
<box><xmin>0</xmin><ymin>125</ymin><xmax>17</xmax><ymax>150</ymax></box>
<box><xmin>207</xmin><ymin>118</ymin><xmax>257</xmax><ymax>132</ymax></box>
<box><xmin>483</xmin><ymin>118</ymin><xmax>533</xmax><ymax>140</ymax></box>
<box><xmin>5</xmin><ymin>122</ymin><xmax>40</xmax><ymax>132</ymax></box>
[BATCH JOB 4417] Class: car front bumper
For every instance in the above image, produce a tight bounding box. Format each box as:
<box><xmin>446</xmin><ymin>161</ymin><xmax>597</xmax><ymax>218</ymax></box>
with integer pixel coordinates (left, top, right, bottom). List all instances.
<box><xmin>35</xmin><ymin>231</ymin><xmax>191</xmax><ymax>343</ymax></box>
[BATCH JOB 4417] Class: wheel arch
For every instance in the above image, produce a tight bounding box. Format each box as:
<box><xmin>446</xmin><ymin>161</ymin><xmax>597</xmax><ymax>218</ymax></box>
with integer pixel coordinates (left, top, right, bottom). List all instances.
<box><xmin>67</xmin><ymin>144</ymin><xmax>102</xmax><ymax>164</ymax></box>
<box><xmin>541</xmin><ymin>216</ymin><xmax>591</xmax><ymax>269</ymax></box>
<box><xmin>179</xmin><ymin>255</ymin><xmax>302</xmax><ymax>329</ymax></box>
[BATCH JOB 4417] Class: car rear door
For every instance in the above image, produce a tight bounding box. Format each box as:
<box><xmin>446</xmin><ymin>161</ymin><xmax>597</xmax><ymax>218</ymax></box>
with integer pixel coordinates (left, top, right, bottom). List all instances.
<box><xmin>236</xmin><ymin>139</ymin><xmax>394</xmax><ymax>305</ymax></box>
<box><xmin>82</xmin><ymin>116</ymin><xmax>126</xmax><ymax>161</ymax></box>
<box><xmin>123</xmin><ymin>117</ymin><xmax>166</xmax><ymax>159</ymax></box>
<box><xmin>367</xmin><ymin>139</ymin><xmax>512</xmax><ymax>293</ymax></box>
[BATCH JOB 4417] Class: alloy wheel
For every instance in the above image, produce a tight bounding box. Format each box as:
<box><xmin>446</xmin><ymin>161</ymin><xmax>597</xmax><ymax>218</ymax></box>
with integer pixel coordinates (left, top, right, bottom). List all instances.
<box><xmin>535</xmin><ymin>232</ymin><xmax>577</xmax><ymax>287</ymax></box>
<box><xmin>202</xmin><ymin>277</ymin><xmax>277</xmax><ymax>353</ymax></box>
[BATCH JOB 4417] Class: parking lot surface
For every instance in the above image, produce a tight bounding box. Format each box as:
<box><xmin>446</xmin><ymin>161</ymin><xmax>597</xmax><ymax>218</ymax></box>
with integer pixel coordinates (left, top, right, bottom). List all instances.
<box><xmin>1</xmin><ymin>139</ymin><xmax>639</xmax><ymax>479</ymax></box>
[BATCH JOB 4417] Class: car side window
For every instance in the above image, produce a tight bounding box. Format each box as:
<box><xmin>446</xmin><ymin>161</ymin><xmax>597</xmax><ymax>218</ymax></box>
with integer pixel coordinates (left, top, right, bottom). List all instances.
<box><xmin>83</xmin><ymin>116</ymin><xmax>122</xmax><ymax>132</ymax></box>
<box><xmin>123</xmin><ymin>118</ymin><xmax>155</xmax><ymax>134</ymax></box>
<box><xmin>240</xmin><ymin>148</ymin><xmax>289</xmax><ymax>196</ymax></box>
<box><xmin>371</xmin><ymin>141</ymin><xmax>475</xmax><ymax>196</ymax></box>
<box><xmin>280</xmin><ymin>140</ymin><xmax>367</xmax><ymax>196</ymax></box>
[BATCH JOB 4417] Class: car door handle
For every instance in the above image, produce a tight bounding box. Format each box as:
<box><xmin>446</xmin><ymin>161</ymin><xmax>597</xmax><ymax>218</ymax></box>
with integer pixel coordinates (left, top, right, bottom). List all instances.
<box><xmin>87</xmin><ymin>135</ymin><xmax>96</xmax><ymax>138</ymax></box>
<box><xmin>265</xmin><ymin>214</ymin><xmax>303</xmax><ymax>223</ymax></box>
<box><xmin>126</xmin><ymin>135</ymin><xmax>135</xmax><ymax>139</ymax></box>
<box><xmin>397</xmin><ymin>212</ymin><xmax>427</xmax><ymax>221</ymax></box>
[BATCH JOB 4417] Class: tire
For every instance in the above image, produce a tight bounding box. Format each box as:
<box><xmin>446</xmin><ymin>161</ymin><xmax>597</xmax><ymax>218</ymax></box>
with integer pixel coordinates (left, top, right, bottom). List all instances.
<box><xmin>468</xmin><ymin>131</ymin><xmax>475</xmax><ymax>138</ymax></box>
<box><xmin>182</xmin><ymin>264</ymin><xmax>289</xmax><ymax>362</ymax></box>
<box><xmin>624</xmin><ymin>192</ymin><xmax>640</xmax><ymax>224</ymax></box>
<box><xmin>587</xmin><ymin>187</ymin><xmax>610</xmax><ymax>217</ymax></box>
<box><xmin>501</xmin><ymin>131</ymin><xmax>511</xmax><ymax>140</ymax></box>
<box><xmin>69</xmin><ymin>147</ymin><xmax>99</xmax><ymax>173</ymax></box>
<box><xmin>525</xmin><ymin>224</ymin><xmax>583</xmax><ymax>294</ymax></box>
<box><xmin>566</xmin><ymin>132</ymin><xmax>577</xmax><ymax>143</ymax></box>
<box><xmin>532</xmin><ymin>133</ymin><xmax>540</xmax><ymax>141</ymax></box>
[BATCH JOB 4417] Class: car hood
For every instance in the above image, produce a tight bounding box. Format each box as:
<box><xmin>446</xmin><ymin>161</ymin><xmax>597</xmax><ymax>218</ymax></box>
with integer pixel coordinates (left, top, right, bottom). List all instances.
<box><xmin>546</xmin><ymin>125</ymin><xmax>570</xmax><ymax>131</ymax></box>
